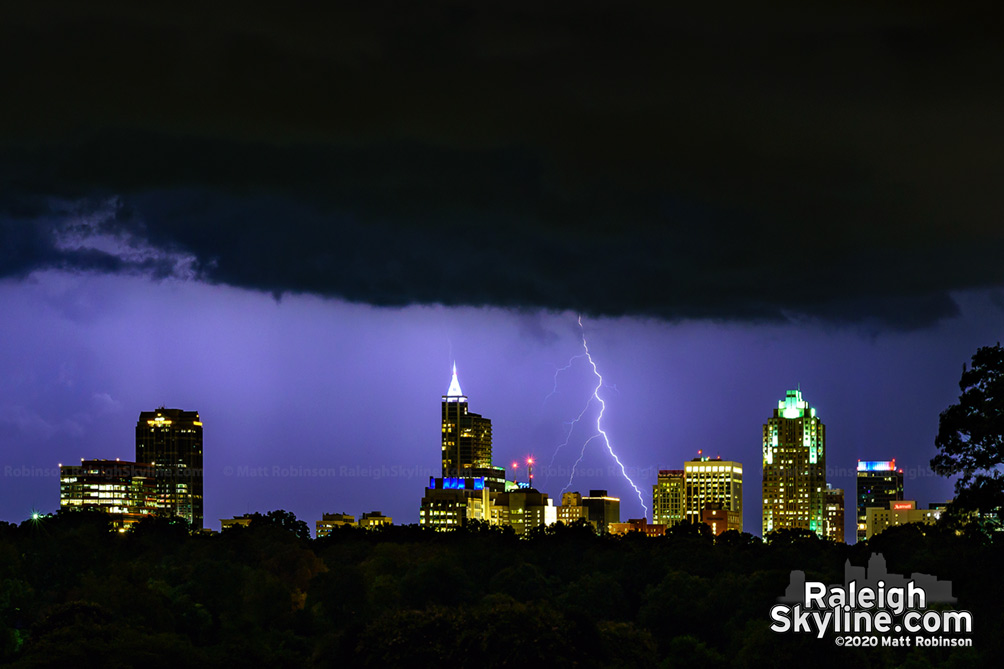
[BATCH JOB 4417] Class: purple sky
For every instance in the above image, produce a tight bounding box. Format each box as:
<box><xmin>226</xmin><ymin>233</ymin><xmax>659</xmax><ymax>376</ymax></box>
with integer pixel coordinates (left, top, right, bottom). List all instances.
<box><xmin>2</xmin><ymin>270</ymin><xmax>1001</xmax><ymax>537</ymax></box>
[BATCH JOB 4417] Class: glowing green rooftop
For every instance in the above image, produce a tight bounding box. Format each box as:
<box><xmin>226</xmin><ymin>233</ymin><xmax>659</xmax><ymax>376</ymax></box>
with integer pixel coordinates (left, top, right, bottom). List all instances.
<box><xmin>777</xmin><ymin>389</ymin><xmax>817</xmax><ymax>419</ymax></box>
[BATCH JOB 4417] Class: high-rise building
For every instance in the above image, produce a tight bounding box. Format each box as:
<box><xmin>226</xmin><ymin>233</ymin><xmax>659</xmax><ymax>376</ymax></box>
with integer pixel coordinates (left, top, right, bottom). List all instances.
<box><xmin>684</xmin><ymin>457</ymin><xmax>743</xmax><ymax>533</ymax></box>
<box><xmin>762</xmin><ymin>389</ymin><xmax>826</xmax><ymax>537</ymax></box>
<box><xmin>441</xmin><ymin>364</ymin><xmax>493</xmax><ymax>478</ymax></box>
<box><xmin>823</xmin><ymin>484</ymin><xmax>845</xmax><ymax>543</ymax></box>
<box><xmin>652</xmin><ymin>469</ymin><xmax>685</xmax><ymax>529</ymax></box>
<box><xmin>856</xmin><ymin>460</ymin><xmax>904</xmax><ymax>542</ymax></box>
<box><xmin>59</xmin><ymin>459</ymin><xmax>157</xmax><ymax>530</ymax></box>
<box><xmin>136</xmin><ymin>408</ymin><xmax>204</xmax><ymax>531</ymax></box>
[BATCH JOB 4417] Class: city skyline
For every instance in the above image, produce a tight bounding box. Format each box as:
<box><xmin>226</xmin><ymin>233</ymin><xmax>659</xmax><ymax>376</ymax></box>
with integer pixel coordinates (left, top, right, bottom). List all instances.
<box><xmin>2</xmin><ymin>2</ymin><xmax>1003</xmax><ymax>540</ymax></box>
<box><xmin>3</xmin><ymin>349</ymin><xmax>979</xmax><ymax>538</ymax></box>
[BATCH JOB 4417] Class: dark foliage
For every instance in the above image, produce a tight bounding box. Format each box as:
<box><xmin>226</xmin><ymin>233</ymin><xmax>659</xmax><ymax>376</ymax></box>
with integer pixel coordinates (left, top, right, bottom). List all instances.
<box><xmin>0</xmin><ymin>507</ymin><xmax>994</xmax><ymax>667</ymax></box>
<box><xmin>931</xmin><ymin>343</ymin><xmax>1004</xmax><ymax>520</ymax></box>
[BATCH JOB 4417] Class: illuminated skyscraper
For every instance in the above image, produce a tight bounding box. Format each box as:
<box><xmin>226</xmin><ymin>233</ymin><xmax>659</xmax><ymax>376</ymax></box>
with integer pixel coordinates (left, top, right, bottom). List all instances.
<box><xmin>684</xmin><ymin>457</ymin><xmax>743</xmax><ymax>533</ymax></box>
<box><xmin>762</xmin><ymin>389</ymin><xmax>826</xmax><ymax>537</ymax></box>
<box><xmin>856</xmin><ymin>460</ymin><xmax>904</xmax><ymax>542</ymax></box>
<box><xmin>136</xmin><ymin>408</ymin><xmax>204</xmax><ymax>531</ymax></box>
<box><xmin>652</xmin><ymin>469</ymin><xmax>685</xmax><ymax>528</ymax></box>
<box><xmin>441</xmin><ymin>364</ymin><xmax>492</xmax><ymax>477</ymax></box>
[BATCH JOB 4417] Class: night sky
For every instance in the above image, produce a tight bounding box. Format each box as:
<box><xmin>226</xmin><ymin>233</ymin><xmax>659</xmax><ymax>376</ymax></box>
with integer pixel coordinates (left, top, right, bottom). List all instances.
<box><xmin>2</xmin><ymin>1</ymin><xmax>1003</xmax><ymax>537</ymax></box>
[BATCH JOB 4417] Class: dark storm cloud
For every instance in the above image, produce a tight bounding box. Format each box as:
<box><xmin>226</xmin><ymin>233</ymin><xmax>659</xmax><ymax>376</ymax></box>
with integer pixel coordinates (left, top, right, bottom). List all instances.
<box><xmin>2</xmin><ymin>0</ymin><xmax>1003</xmax><ymax>327</ymax></box>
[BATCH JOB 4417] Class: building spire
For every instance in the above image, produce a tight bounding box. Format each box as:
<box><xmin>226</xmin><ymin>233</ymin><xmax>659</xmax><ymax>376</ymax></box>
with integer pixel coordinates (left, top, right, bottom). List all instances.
<box><xmin>446</xmin><ymin>362</ymin><xmax>464</xmax><ymax>397</ymax></box>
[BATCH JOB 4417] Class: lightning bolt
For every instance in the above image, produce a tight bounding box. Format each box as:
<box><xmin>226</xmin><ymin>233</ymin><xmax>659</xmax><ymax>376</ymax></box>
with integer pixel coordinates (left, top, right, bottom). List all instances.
<box><xmin>558</xmin><ymin>316</ymin><xmax>648</xmax><ymax>518</ymax></box>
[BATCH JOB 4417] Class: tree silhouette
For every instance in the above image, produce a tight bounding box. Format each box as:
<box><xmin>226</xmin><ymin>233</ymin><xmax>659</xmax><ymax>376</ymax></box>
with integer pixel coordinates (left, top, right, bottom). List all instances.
<box><xmin>931</xmin><ymin>343</ymin><xmax>1004</xmax><ymax>520</ymax></box>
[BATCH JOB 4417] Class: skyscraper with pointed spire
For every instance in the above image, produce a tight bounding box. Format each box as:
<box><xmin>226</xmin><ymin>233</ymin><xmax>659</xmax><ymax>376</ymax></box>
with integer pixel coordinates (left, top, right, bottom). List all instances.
<box><xmin>441</xmin><ymin>363</ymin><xmax>493</xmax><ymax>477</ymax></box>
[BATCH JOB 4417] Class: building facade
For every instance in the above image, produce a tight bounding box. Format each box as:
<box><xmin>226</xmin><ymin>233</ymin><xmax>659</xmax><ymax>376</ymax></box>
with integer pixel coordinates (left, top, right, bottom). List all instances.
<box><xmin>59</xmin><ymin>459</ymin><xmax>157</xmax><ymax>530</ymax></box>
<box><xmin>864</xmin><ymin>501</ymin><xmax>941</xmax><ymax>539</ymax></box>
<box><xmin>610</xmin><ymin>518</ymin><xmax>667</xmax><ymax>536</ymax></box>
<box><xmin>582</xmin><ymin>490</ymin><xmax>621</xmax><ymax>534</ymax></box>
<box><xmin>652</xmin><ymin>469</ymin><xmax>685</xmax><ymax>529</ymax></box>
<box><xmin>494</xmin><ymin>488</ymin><xmax>556</xmax><ymax>536</ymax></box>
<box><xmin>136</xmin><ymin>408</ymin><xmax>204</xmax><ymax>530</ymax></box>
<box><xmin>441</xmin><ymin>365</ymin><xmax>493</xmax><ymax>478</ymax></box>
<box><xmin>684</xmin><ymin>457</ymin><xmax>743</xmax><ymax>533</ymax></box>
<box><xmin>762</xmin><ymin>389</ymin><xmax>826</xmax><ymax>537</ymax></box>
<box><xmin>856</xmin><ymin>460</ymin><xmax>904</xmax><ymax>542</ymax></box>
<box><xmin>316</xmin><ymin>512</ymin><xmax>357</xmax><ymax>537</ymax></box>
<box><xmin>823</xmin><ymin>484</ymin><xmax>845</xmax><ymax>543</ymax></box>
<box><xmin>359</xmin><ymin>511</ymin><xmax>393</xmax><ymax>529</ymax></box>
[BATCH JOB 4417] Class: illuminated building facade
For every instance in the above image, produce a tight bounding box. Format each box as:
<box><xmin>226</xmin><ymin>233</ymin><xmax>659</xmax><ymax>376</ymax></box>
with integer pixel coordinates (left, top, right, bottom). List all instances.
<box><xmin>442</xmin><ymin>365</ymin><xmax>493</xmax><ymax>478</ymax></box>
<box><xmin>220</xmin><ymin>514</ymin><xmax>254</xmax><ymax>531</ymax></box>
<box><xmin>856</xmin><ymin>460</ymin><xmax>904</xmax><ymax>542</ymax></box>
<box><xmin>652</xmin><ymin>469</ymin><xmax>685</xmax><ymax>528</ymax></box>
<box><xmin>494</xmin><ymin>489</ymin><xmax>556</xmax><ymax>536</ymax></box>
<box><xmin>419</xmin><ymin>477</ymin><xmax>497</xmax><ymax>530</ymax></box>
<box><xmin>556</xmin><ymin>490</ymin><xmax>619</xmax><ymax>533</ymax></box>
<box><xmin>684</xmin><ymin>457</ymin><xmax>743</xmax><ymax>532</ymax></box>
<box><xmin>864</xmin><ymin>500</ymin><xmax>941</xmax><ymax>539</ymax></box>
<box><xmin>59</xmin><ymin>459</ymin><xmax>157</xmax><ymax>530</ymax></box>
<box><xmin>557</xmin><ymin>492</ymin><xmax>587</xmax><ymax>525</ymax></box>
<box><xmin>762</xmin><ymin>389</ymin><xmax>826</xmax><ymax>537</ymax></box>
<box><xmin>823</xmin><ymin>484</ymin><xmax>845</xmax><ymax>543</ymax></box>
<box><xmin>136</xmin><ymin>408</ymin><xmax>204</xmax><ymax>530</ymax></box>
<box><xmin>610</xmin><ymin>517</ymin><xmax>666</xmax><ymax>536</ymax></box>
<box><xmin>582</xmin><ymin>490</ymin><xmax>621</xmax><ymax>534</ymax></box>
<box><xmin>359</xmin><ymin>511</ymin><xmax>393</xmax><ymax>529</ymax></box>
<box><xmin>700</xmin><ymin>504</ymin><xmax>738</xmax><ymax>536</ymax></box>
<box><xmin>316</xmin><ymin>512</ymin><xmax>357</xmax><ymax>537</ymax></box>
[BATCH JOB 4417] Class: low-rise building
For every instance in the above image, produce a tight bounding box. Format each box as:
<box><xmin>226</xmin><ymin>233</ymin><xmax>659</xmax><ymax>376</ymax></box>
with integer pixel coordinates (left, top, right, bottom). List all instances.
<box><xmin>610</xmin><ymin>517</ymin><xmax>666</xmax><ymax>536</ymax></box>
<box><xmin>864</xmin><ymin>501</ymin><xmax>942</xmax><ymax>539</ymax></box>
<box><xmin>316</xmin><ymin>512</ymin><xmax>357</xmax><ymax>538</ymax></box>
<box><xmin>359</xmin><ymin>511</ymin><xmax>392</xmax><ymax>529</ymax></box>
<box><xmin>59</xmin><ymin>459</ymin><xmax>157</xmax><ymax>530</ymax></box>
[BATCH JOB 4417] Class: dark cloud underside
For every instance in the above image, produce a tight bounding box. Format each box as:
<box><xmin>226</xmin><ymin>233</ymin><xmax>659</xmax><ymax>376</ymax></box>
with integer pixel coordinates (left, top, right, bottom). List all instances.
<box><xmin>2</xmin><ymin>0</ymin><xmax>1003</xmax><ymax>327</ymax></box>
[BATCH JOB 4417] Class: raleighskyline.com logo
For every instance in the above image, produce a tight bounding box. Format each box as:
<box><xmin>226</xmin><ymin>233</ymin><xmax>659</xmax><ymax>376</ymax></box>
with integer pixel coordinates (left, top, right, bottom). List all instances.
<box><xmin>770</xmin><ymin>553</ymin><xmax>972</xmax><ymax>648</ymax></box>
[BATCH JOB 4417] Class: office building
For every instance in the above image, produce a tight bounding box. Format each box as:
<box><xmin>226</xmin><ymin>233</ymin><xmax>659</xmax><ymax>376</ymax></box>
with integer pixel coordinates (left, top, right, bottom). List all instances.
<box><xmin>556</xmin><ymin>490</ymin><xmax>620</xmax><ymax>534</ymax></box>
<box><xmin>823</xmin><ymin>484</ymin><xmax>845</xmax><ymax>543</ymax></box>
<box><xmin>316</xmin><ymin>512</ymin><xmax>357</xmax><ymax>537</ymax></box>
<box><xmin>136</xmin><ymin>408</ymin><xmax>204</xmax><ymax>530</ymax></box>
<box><xmin>684</xmin><ymin>457</ymin><xmax>743</xmax><ymax>533</ymax></box>
<box><xmin>864</xmin><ymin>501</ymin><xmax>942</xmax><ymax>539</ymax></box>
<box><xmin>359</xmin><ymin>511</ymin><xmax>393</xmax><ymax>529</ymax></box>
<box><xmin>582</xmin><ymin>490</ymin><xmax>621</xmax><ymax>534</ymax></box>
<box><xmin>220</xmin><ymin>514</ymin><xmax>254</xmax><ymax>531</ymax></box>
<box><xmin>419</xmin><ymin>476</ymin><xmax>498</xmax><ymax>530</ymax></box>
<box><xmin>59</xmin><ymin>459</ymin><xmax>157</xmax><ymax>530</ymax></box>
<box><xmin>856</xmin><ymin>460</ymin><xmax>904</xmax><ymax>542</ymax></box>
<box><xmin>493</xmin><ymin>488</ymin><xmax>556</xmax><ymax>536</ymax></box>
<box><xmin>700</xmin><ymin>504</ymin><xmax>737</xmax><ymax>536</ymax></box>
<box><xmin>652</xmin><ymin>470</ymin><xmax>685</xmax><ymax>529</ymax></box>
<box><xmin>610</xmin><ymin>518</ymin><xmax>666</xmax><ymax>536</ymax></box>
<box><xmin>442</xmin><ymin>364</ymin><xmax>493</xmax><ymax>478</ymax></box>
<box><xmin>557</xmin><ymin>492</ymin><xmax>587</xmax><ymax>525</ymax></box>
<box><xmin>762</xmin><ymin>389</ymin><xmax>826</xmax><ymax>537</ymax></box>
